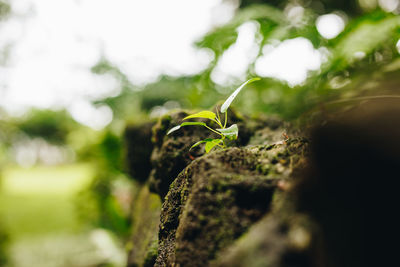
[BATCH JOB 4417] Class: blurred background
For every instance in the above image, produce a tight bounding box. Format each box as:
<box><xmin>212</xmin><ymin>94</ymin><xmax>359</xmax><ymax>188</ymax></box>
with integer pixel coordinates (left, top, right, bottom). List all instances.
<box><xmin>0</xmin><ymin>0</ymin><xmax>399</xmax><ymax>266</ymax></box>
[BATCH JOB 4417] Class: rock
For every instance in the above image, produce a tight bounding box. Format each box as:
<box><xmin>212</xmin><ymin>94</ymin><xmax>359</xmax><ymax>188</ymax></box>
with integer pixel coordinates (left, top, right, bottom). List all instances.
<box><xmin>215</xmin><ymin>100</ymin><xmax>400</xmax><ymax>267</ymax></box>
<box><xmin>148</xmin><ymin>109</ymin><xmax>288</xmax><ymax>199</ymax></box>
<box><xmin>293</xmin><ymin>101</ymin><xmax>400</xmax><ymax>267</ymax></box>
<box><xmin>247</xmin><ymin>115</ymin><xmax>289</xmax><ymax>146</ymax></box>
<box><xmin>124</xmin><ymin>122</ymin><xmax>155</xmax><ymax>182</ymax></box>
<box><xmin>212</xmin><ymin>213</ymin><xmax>316</xmax><ymax>267</ymax></box>
<box><xmin>127</xmin><ymin>185</ymin><xmax>162</xmax><ymax>267</ymax></box>
<box><xmin>155</xmin><ymin>138</ymin><xmax>308</xmax><ymax>267</ymax></box>
<box><xmin>148</xmin><ymin>111</ymin><xmax>211</xmax><ymax>198</ymax></box>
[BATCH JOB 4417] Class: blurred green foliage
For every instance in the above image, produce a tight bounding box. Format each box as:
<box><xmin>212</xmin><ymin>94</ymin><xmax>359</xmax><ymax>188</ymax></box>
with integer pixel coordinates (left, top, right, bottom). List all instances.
<box><xmin>15</xmin><ymin>109</ymin><xmax>77</xmax><ymax>144</ymax></box>
<box><xmin>240</xmin><ymin>0</ymin><xmax>362</xmax><ymax>15</ymax></box>
<box><xmin>1</xmin><ymin>0</ymin><xmax>399</xmax><ymax>255</ymax></box>
<box><xmin>79</xmin><ymin>2</ymin><xmax>400</xmax><ymax>241</ymax></box>
<box><xmin>195</xmin><ymin>4</ymin><xmax>399</xmax><ymax>118</ymax></box>
<box><xmin>93</xmin><ymin>0</ymin><xmax>400</xmax><ymax>123</ymax></box>
<box><xmin>0</xmin><ymin>223</ymin><xmax>8</xmax><ymax>267</ymax></box>
<box><xmin>0</xmin><ymin>0</ymin><xmax>10</xmax><ymax>21</ymax></box>
<box><xmin>75</xmin><ymin>130</ymin><xmax>132</xmax><ymax>239</ymax></box>
<box><xmin>1</xmin><ymin>112</ymin><xmax>131</xmax><ymax>243</ymax></box>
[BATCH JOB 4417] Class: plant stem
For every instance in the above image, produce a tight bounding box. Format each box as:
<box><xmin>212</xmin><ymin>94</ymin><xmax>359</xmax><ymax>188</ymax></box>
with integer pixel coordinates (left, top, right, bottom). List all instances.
<box><xmin>224</xmin><ymin>112</ymin><xmax>227</xmax><ymax>128</ymax></box>
<box><xmin>213</xmin><ymin>106</ymin><xmax>223</xmax><ymax>128</ymax></box>
<box><xmin>205</xmin><ymin>125</ymin><xmax>223</xmax><ymax>137</ymax></box>
<box><xmin>214</xmin><ymin>118</ymin><xmax>223</xmax><ymax>128</ymax></box>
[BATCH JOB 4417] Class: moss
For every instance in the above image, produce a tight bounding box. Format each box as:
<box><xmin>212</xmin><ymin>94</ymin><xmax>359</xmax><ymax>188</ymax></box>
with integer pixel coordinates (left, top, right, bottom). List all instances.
<box><xmin>172</xmin><ymin>170</ymin><xmax>276</xmax><ymax>266</ymax></box>
<box><xmin>148</xmin><ymin>109</ymin><xmax>279</xmax><ymax>199</ymax></box>
<box><xmin>212</xmin><ymin>214</ymin><xmax>316</xmax><ymax>267</ymax></box>
<box><xmin>149</xmin><ymin>111</ymin><xmax>211</xmax><ymax>198</ymax></box>
<box><xmin>127</xmin><ymin>185</ymin><xmax>162</xmax><ymax>267</ymax></box>
<box><xmin>124</xmin><ymin>122</ymin><xmax>155</xmax><ymax>182</ymax></box>
<box><xmin>151</xmin><ymin>114</ymin><xmax>172</xmax><ymax>146</ymax></box>
<box><xmin>155</xmin><ymin>139</ymin><xmax>308</xmax><ymax>266</ymax></box>
<box><xmin>143</xmin><ymin>239</ymin><xmax>158</xmax><ymax>267</ymax></box>
<box><xmin>215</xmin><ymin>102</ymin><xmax>400</xmax><ymax>267</ymax></box>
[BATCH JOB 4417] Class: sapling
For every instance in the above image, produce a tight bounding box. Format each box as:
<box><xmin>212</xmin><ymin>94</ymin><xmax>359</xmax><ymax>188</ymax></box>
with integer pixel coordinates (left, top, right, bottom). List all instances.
<box><xmin>167</xmin><ymin>78</ymin><xmax>260</xmax><ymax>153</ymax></box>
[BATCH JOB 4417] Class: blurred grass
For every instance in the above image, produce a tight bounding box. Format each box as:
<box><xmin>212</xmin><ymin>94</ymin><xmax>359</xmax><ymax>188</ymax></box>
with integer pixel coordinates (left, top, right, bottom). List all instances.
<box><xmin>0</xmin><ymin>164</ymin><xmax>126</xmax><ymax>266</ymax></box>
<box><xmin>0</xmin><ymin>164</ymin><xmax>94</xmax><ymax>239</ymax></box>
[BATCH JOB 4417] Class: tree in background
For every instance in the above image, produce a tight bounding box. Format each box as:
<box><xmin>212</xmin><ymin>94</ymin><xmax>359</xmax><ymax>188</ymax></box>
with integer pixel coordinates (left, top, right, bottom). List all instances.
<box><xmin>94</xmin><ymin>0</ymin><xmax>399</xmax><ymax>124</ymax></box>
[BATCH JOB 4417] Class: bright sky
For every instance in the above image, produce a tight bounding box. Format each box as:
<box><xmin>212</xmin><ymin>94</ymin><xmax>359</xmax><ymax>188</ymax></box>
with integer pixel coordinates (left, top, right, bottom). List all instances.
<box><xmin>0</xmin><ymin>0</ymin><xmax>348</xmax><ymax>129</ymax></box>
<box><xmin>0</xmin><ymin>0</ymin><xmax>237</xmax><ymax>128</ymax></box>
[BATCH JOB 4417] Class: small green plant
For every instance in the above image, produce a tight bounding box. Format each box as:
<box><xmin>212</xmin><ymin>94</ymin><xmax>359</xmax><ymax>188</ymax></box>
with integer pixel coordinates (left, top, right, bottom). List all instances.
<box><xmin>167</xmin><ymin>78</ymin><xmax>260</xmax><ymax>153</ymax></box>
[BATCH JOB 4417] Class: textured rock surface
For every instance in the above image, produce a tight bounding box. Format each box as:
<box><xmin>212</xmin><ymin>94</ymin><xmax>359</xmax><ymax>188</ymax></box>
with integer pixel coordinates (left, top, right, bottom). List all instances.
<box><xmin>148</xmin><ymin>111</ymin><xmax>210</xmax><ymax>198</ymax></box>
<box><xmin>293</xmin><ymin>101</ymin><xmax>400</xmax><ymax>267</ymax></box>
<box><xmin>124</xmin><ymin>122</ymin><xmax>155</xmax><ymax>182</ymax></box>
<box><xmin>155</xmin><ymin>139</ymin><xmax>308</xmax><ymax>267</ymax></box>
<box><xmin>214</xmin><ymin>101</ymin><xmax>400</xmax><ymax>267</ymax></box>
<box><xmin>127</xmin><ymin>185</ymin><xmax>162</xmax><ymax>267</ymax></box>
<box><xmin>148</xmin><ymin>108</ymin><xmax>268</xmax><ymax>199</ymax></box>
<box><xmin>124</xmin><ymin>100</ymin><xmax>400</xmax><ymax>267</ymax></box>
<box><xmin>212</xmin><ymin>213</ymin><xmax>317</xmax><ymax>267</ymax></box>
<box><xmin>124</xmin><ymin>109</ymin><xmax>310</xmax><ymax>267</ymax></box>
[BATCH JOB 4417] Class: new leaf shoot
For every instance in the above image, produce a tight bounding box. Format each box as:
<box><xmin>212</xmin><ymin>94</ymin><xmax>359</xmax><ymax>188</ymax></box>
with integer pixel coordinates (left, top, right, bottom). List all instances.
<box><xmin>166</xmin><ymin>78</ymin><xmax>260</xmax><ymax>153</ymax></box>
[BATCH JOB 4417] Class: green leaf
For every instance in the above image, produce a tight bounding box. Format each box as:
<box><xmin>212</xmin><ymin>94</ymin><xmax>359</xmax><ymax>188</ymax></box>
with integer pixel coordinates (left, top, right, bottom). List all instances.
<box><xmin>205</xmin><ymin>139</ymin><xmax>223</xmax><ymax>153</ymax></box>
<box><xmin>167</xmin><ymin>125</ymin><xmax>181</xmax><ymax>135</ymax></box>
<box><xmin>220</xmin><ymin>78</ymin><xmax>261</xmax><ymax>113</ymax></box>
<box><xmin>332</xmin><ymin>15</ymin><xmax>400</xmax><ymax>69</ymax></box>
<box><xmin>217</xmin><ymin>124</ymin><xmax>239</xmax><ymax>140</ymax></box>
<box><xmin>167</xmin><ymin>122</ymin><xmax>207</xmax><ymax>135</ymax></box>
<box><xmin>183</xmin><ymin>111</ymin><xmax>217</xmax><ymax>121</ymax></box>
<box><xmin>189</xmin><ymin>138</ymin><xmax>213</xmax><ymax>150</ymax></box>
<box><xmin>195</xmin><ymin>5</ymin><xmax>285</xmax><ymax>59</ymax></box>
<box><xmin>180</xmin><ymin>122</ymin><xmax>207</xmax><ymax>127</ymax></box>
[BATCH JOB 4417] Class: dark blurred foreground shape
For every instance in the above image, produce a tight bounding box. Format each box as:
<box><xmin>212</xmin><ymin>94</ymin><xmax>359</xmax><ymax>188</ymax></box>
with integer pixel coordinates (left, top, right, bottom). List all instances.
<box><xmin>295</xmin><ymin>98</ymin><xmax>400</xmax><ymax>267</ymax></box>
<box><xmin>215</xmin><ymin>98</ymin><xmax>400</xmax><ymax>267</ymax></box>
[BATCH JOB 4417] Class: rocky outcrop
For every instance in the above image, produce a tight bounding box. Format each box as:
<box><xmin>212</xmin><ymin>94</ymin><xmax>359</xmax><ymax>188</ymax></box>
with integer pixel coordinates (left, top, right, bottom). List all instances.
<box><xmin>214</xmin><ymin>100</ymin><xmax>400</xmax><ymax>267</ymax></box>
<box><xmin>148</xmin><ymin>109</ymin><xmax>272</xmax><ymax>198</ymax></box>
<box><xmin>155</xmin><ymin>139</ymin><xmax>308</xmax><ymax>267</ymax></box>
<box><xmin>125</xmin><ymin>110</ymin><xmax>304</xmax><ymax>267</ymax></box>
<box><xmin>148</xmin><ymin>111</ymin><xmax>210</xmax><ymax>198</ymax></box>
<box><xmin>127</xmin><ymin>186</ymin><xmax>161</xmax><ymax>267</ymax></box>
<box><xmin>124</xmin><ymin>122</ymin><xmax>155</xmax><ymax>182</ymax></box>
<box><xmin>125</xmin><ymin>100</ymin><xmax>400</xmax><ymax>267</ymax></box>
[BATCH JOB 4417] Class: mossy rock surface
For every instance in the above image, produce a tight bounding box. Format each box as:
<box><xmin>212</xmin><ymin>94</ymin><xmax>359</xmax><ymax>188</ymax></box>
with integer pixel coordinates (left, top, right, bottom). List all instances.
<box><xmin>148</xmin><ymin>110</ymin><xmax>288</xmax><ymax>199</ymax></box>
<box><xmin>215</xmin><ymin>101</ymin><xmax>400</xmax><ymax>267</ymax></box>
<box><xmin>124</xmin><ymin>122</ymin><xmax>155</xmax><ymax>182</ymax></box>
<box><xmin>212</xmin><ymin>213</ymin><xmax>315</xmax><ymax>267</ymax></box>
<box><xmin>127</xmin><ymin>185</ymin><xmax>162</xmax><ymax>267</ymax></box>
<box><xmin>149</xmin><ymin>111</ymin><xmax>211</xmax><ymax>198</ymax></box>
<box><xmin>155</xmin><ymin>138</ymin><xmax>308</xmax><ymax>267</ymax></box>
